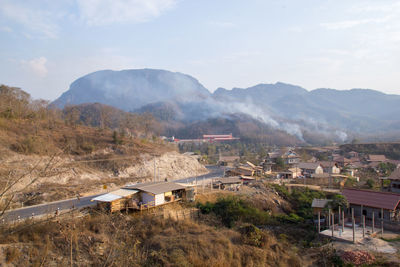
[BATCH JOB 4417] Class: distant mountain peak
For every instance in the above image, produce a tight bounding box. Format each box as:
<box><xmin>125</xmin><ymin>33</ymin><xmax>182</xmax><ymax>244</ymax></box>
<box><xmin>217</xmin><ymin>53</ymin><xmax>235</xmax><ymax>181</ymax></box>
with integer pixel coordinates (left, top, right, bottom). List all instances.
<box><xmin>52</xmin><ymin>68</ymin><xmax>211</xmax><ymax>111</ymax></box>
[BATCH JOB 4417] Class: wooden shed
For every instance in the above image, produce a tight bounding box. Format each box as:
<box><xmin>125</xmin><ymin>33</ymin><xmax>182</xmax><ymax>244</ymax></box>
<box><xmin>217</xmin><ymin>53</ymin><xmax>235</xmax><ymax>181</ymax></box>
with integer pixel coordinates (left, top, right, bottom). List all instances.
<box><xmin>124</xmin><ymin>181</ymin><xmax>187</xmax><ymax>209</ymax></box>
<box><xmin>92</xmin><ymin>189</ymin><xmax>139</xmax><ymax>213</ymax></box>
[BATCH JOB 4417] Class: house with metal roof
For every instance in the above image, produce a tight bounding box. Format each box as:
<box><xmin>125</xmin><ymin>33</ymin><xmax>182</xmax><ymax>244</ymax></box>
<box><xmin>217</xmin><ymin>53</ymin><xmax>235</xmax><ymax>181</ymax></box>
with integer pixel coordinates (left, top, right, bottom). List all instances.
<box><xmin>298</xmin><ymin>162</ymin><xmax>323</xmax><ymax>177</ymax></box>
<box><xmin>318</xmin><ymin>161</ymin><xmax>341</xmax><ymax>174</ymax></box>
<box><xmin>212</xmin><ymin>177</ymin><xmax>243</xmax><ymax>190</ymax></box>
<box><xmin>123</xmin><ymin>181</ymin><xmax>187</xmax><ymax>208</ymax></box>
<box><xmin>342</xmin><ymin>188</ymin><xmax>400</xmax><ymax>222</ymax></box>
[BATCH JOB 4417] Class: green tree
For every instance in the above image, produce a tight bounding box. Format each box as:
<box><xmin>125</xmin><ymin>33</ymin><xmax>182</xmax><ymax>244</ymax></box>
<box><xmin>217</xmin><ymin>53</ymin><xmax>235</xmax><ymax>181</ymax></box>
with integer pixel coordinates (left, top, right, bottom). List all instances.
<box><xmin>275</xmin><ymin>157</ymin><xmax>286</xmax><ymax>171</ymax></box>
<box><xmin>366</xmin><ymin>178</ymin><xmax>375</xmax><ymax>189</ymax></box>
<box><xmin>329</xmin><ymin>194</ymin><xmax>348</xmax><ymax>211</ymax></box>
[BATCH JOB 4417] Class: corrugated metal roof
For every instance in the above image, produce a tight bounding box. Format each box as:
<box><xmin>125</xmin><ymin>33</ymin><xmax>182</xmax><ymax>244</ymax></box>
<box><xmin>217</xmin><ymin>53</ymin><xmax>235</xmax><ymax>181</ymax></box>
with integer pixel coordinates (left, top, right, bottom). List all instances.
<box><xmin>342</xmin><ymin>189</ymin><xmax>400</xmax><ymax>210</ymax></box>
<box><xmin>110</xmin><ymin>189</ymin><xmax>138</xmax><ymax>197</ymax></box>
<box><xmin>124</xmin><ymin>182</ymin><xmax>186</xmax><ymax>195</ymax></box>
<box><xmin>92</xmin><ymin>193</ymin><xmax>121</xmax><ymax>202</ymax></box>
<box><xmin>311</xmin><ymin>199</ymin><xmax>331</xmax><ymax>208</ymax></box>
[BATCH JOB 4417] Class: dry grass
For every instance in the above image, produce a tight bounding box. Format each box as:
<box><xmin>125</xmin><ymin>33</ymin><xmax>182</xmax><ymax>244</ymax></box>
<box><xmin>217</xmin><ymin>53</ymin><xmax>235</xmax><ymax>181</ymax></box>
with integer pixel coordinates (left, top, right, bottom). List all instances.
<box><xmin>0</xmin><ymin>209</ymin><xmax>304</xmax><ymax>267</ymax></box>
<box><xmin>0</xmin><ymin>117</ymin><xmax>174</xmax><ymax>157</ymax></box>
<box><xmin>195</xmin><ymin>191</ymin><xmax>236</xmax><ymax>204</ymax></box>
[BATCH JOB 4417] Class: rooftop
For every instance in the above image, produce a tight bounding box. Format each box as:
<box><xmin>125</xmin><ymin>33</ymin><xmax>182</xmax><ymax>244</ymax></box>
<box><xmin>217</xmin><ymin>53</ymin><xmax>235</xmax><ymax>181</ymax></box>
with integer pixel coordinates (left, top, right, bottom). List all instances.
<box><xmin>91</xmin><ymin>189</ymin><xmax>139</xmax><ymax>202</ymax></box>
<box><xmin>388</xmin><ymin>168</ymin><xmax>400</xmax><ymax>180</ymax></box>
<box><xmin>342</xmin><ymin>188</ymin><xmax>400</xmax><ymax>210</ymax></box>
<box><xmin>311</xmin><ymin>199</ymin><xmax>331</xmax><ymax>208</ymax></box>
<box><xmin>298</xmin><ymin>162</ymin><xmax>321</xmax><ymax>169</ymax></box>
<box><xmin>318</xmin><ymin>161</ymin><xmax>339</xmax><ymax>168</ymax></box>
<box><xmin>124</xmin><ymin>181</ymin><xmax>186</xmax><ymax>195</ymax></box>
<box><xmin>367</xmin><ymin>154</ymin><xmax>387</xmax><ymax>162</ymax></box>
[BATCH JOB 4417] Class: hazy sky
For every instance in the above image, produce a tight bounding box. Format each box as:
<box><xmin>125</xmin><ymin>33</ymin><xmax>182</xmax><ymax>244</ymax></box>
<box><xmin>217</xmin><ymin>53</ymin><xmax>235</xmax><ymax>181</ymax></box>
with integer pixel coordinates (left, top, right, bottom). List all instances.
<box><xmin>1</xmin><ymin>0</ymin><xmax>400</xmax><ymax>100</ymax></box>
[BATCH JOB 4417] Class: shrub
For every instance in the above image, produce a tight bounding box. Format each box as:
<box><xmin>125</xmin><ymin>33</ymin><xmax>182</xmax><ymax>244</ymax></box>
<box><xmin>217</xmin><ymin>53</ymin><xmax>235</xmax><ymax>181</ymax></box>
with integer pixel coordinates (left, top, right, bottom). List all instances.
<box><xmin>239</xmin><ymin>224</ymin><xmax>267</xmax><ymax>247</ymax></box>
<box><xmin>366</xmin><ymin>178</ymin><xmax>375</xmax><ymax>189</ymax></box>
<box><xmin>197</xmin><ymin>196</ymin><xmax>273</xmax><ymax>227</ymax></box>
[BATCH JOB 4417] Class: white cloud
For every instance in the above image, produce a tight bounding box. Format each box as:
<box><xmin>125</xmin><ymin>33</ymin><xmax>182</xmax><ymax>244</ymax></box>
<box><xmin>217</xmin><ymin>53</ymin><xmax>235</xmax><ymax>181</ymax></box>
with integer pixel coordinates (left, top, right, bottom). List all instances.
<box><xmin>21</xmin><ymin>57</ymin><xmax>48</xmax><ymax>78</ymax></box>
<box><xmin>0</xmin><ymin>1</ymin><xmax>58</xmax><ymax>38</ymax></box>
<box><xmin>75</xmin><ymin>0</ymin><xmax>178</xmax><ymax>26</ymax></box>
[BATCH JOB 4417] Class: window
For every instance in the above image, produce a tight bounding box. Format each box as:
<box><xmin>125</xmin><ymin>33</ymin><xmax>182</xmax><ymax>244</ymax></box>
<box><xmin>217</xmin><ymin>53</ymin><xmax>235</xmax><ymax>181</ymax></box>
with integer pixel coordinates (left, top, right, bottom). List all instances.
<box><xmin>362</xmin><ymin>210</ymin><xmax>367</xmax><ymax>216</ymax></box>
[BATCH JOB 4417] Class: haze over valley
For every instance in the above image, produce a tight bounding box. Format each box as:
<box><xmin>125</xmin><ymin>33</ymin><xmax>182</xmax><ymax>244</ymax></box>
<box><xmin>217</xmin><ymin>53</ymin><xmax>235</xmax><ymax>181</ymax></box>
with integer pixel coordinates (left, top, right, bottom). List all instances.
<box><xmin>52</xmin><ymin>68</ymin><xmax>400</xmax><ymax>144</ymax></box>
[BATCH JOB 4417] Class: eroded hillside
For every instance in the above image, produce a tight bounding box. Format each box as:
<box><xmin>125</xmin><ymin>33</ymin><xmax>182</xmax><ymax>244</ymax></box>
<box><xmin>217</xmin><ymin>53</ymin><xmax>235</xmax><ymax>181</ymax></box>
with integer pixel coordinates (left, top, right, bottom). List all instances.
<box><xmin>0</xmin><ymin>85</ymin><xmax>207</xmax><ymax>208</ymax></box>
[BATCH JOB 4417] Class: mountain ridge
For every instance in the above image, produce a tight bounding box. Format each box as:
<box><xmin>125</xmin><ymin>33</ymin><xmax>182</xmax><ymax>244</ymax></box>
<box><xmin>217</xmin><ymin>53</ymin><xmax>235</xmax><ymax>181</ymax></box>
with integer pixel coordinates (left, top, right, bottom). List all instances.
<box><xmin>51</xmin><ymin>68</ymin><xmax>400</xmax><ymax>143</ymax></box>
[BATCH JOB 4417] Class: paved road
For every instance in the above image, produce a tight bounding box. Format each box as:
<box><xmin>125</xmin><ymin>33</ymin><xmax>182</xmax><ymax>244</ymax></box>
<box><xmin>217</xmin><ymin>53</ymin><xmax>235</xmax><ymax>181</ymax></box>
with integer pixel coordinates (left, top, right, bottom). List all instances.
<box><xmin>2</xmin><ymin>194</ymin><xmax>101</xmax><ymax>223</ymax></box>
<box><xmin>175</xmin><ymin>165</ymin><xmax>225</xmax><ymax>183</ymax></box>
<box><xmin>2</xmin><ymin>166</ymin><xmax>225</xmax><ymax>223</ymax></box>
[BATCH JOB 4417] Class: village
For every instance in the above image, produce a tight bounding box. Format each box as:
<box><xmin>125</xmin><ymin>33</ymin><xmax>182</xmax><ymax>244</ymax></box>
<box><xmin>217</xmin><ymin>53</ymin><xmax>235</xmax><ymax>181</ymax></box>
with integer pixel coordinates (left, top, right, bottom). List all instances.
<box><xmin>2</xmin><ymin>133</ymin><xmax>400</xmax><ymax>265</ymax></box>
<box><xmin>87</xmin><ymin>136</ymin><xmax>400</xmax><ymax>263</ymax></box>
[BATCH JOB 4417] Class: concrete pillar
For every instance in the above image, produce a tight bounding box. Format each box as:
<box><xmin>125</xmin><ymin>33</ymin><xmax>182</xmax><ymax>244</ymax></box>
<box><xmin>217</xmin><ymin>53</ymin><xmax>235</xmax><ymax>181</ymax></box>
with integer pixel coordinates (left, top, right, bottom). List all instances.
<box><xmin>342</xmin><ymin>210</ymin><xmax>345</xmax><ymax>232</ymax></box>
<box><xmin>352</xmin><ymin>216</ymin><xmax>356</xmax><ymax>243</ymax></box>
<box><xmin>381</xmin><ymin>208</ymin><xmax>384</xmax><ymax>236</ymax></box>
<box><xmin>331</xmin><ymin>212</ymin><xmax>334</xmax><ymax>237</ymax></box>
<box><xmin>372</xmin><ymin>212</ymin><xmax>375</xmax><ymax>233</ymax></box>
<box><xmin>360</xmin><ymin>205</ymin><xmax>364</xmax><ymax>224</ymax></box>
<box><xmin>318</xmin><ymin>211</ymin><xmax>321</xmax><ymax>233</ymax></box>
<box><xmin>328</xmin><ymin>209</ymin><xmax>331</xmax><ymax>228</ymax></box>
<box><xmin>362</xmin><ymin>215</ymin><xmax>365</xmax><ymax>238</ymax></box>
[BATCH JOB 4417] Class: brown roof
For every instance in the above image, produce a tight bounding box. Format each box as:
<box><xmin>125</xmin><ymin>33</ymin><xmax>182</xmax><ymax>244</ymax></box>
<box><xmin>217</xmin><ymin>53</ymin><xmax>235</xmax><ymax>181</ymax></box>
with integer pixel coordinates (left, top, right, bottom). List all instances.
<box><xmin>318</xmin><ymin>161</ymin><xmax>339</xmax><ymax>168</ymax></box>
<box><xmin>124</xmin><ymin>182</ymin><xmax>185</xmax><ymax>195</ymax></box>
<box><xmin>298</xmin><ymin>162</ymin><xmax>321</xmax><ymax>170</ymax></box>
<box><xmin>389</xmin><ymin>168</ymin><xmax>400</xmax><ymax>180</ymax></box>
<box><xmin>342</xmin><ymin>189</ymin><xmax>400</xmax><ymax>210</ymax></box>
<box><xmin>367</xmin><ymin>154</ymin><xmax>387</xmax><ymax>162</ymax></box>
<box><xmin>334</xmin><ymin>156</ymin><xmax>352</xmax><ymax>163</ymax></box>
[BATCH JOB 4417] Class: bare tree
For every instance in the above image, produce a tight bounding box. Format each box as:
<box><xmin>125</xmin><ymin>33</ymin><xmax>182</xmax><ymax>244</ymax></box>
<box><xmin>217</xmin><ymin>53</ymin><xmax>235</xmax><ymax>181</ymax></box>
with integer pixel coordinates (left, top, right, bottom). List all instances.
<box><xmin>0</xmin><ymin>153</ymin><xmax>63</xmax><ymax>217</ymax></box>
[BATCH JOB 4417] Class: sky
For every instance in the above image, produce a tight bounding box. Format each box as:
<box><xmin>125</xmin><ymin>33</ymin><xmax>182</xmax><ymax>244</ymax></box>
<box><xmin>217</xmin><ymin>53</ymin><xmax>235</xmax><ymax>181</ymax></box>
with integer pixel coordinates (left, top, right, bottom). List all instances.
<box><xmin>1</xmin><ymin>0</ymin><xmax>400</xmax><ymax>100</ymax></box>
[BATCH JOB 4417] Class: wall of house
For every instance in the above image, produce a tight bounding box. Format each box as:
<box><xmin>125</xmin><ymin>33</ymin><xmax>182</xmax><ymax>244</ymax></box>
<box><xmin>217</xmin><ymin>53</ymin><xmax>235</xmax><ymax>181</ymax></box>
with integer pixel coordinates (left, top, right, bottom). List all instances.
<box><xmin>155</xmin><ymin>193</ymin><xmax>165</xmax><ymax>206</ymax></box>
<box><xmin>142</xmin><ymin>192</ymin><xmax>155</xmax><ymax>206</ymax></box>
<box><xmin>323</xmin><ymin>166</ymin><xmax>340</xmax><ymax>174</ymax></box>
<box><xmin>390</xmin><ymin>181</ymin><xmax>400</xmax><ymax>193</ymax></box>
<box><xmin>332</xmin><ymin>166</ymin><xmax>340</xmax><ymax>174</ymax></box>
